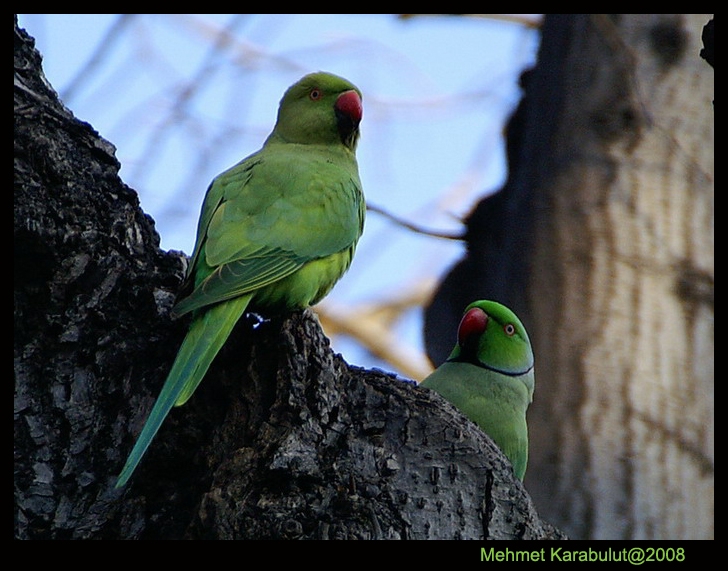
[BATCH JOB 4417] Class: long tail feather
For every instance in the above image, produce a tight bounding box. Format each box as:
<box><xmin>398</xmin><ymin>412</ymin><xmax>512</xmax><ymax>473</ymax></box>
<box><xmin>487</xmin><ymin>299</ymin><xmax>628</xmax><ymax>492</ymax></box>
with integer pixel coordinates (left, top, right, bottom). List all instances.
<box><xmin>115</xmin><ymin>294</ymin><xmax>252</xmax><ymax>488</ymax></box>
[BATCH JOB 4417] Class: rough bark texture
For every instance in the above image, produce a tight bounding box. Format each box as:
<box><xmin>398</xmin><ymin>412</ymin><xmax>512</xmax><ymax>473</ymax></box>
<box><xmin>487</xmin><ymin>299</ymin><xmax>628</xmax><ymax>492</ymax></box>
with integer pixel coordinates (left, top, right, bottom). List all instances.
<box><xmin>426</xmin><ymin>14</ymin><xmax>713</xmax><ymax>540</ymax></box>
<box><xmin>14</xmin><ymin>17</ymin><xmax>565</xmax><ymax>540</ymax></box>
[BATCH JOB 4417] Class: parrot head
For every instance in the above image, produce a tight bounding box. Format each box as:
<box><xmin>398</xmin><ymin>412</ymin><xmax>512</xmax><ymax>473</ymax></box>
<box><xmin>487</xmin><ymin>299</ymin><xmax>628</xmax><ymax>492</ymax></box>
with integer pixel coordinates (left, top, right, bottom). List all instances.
<box><xmin>271</xmin><ymin>71</ymin><xmax>362</xmax><ymax>150</ymax></box>
<box><xmin>447</xmin><ymin>300</ymin><xmax>534</xmax><ymax>381</ymax></box>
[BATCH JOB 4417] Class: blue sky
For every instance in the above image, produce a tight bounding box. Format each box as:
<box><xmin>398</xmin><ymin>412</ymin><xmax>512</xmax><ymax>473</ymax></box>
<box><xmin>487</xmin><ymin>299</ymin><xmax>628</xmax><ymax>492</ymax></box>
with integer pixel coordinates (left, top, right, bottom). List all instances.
<box><xmin>18</xmin><ymin>14</ymin><xmax>540</xmax><ymax>379</ymax></box>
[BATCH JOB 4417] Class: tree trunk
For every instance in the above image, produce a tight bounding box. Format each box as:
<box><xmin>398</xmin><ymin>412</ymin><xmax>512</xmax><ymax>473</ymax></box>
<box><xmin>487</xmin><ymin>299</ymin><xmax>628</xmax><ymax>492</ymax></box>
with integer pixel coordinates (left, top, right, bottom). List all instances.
<box><xmin>527</xmin><ymin>13</ymin><xmax>713</xmax><ymax>541</ymax></box>
<box><xmin>13</xmin><ymin>16</ymin><xmax>564</xmax><ymax>540</ymax></box>
<box><xmin>426</xmin><ymin>14</ymin><xmax>713</xmax><ymax>540</ymax></box>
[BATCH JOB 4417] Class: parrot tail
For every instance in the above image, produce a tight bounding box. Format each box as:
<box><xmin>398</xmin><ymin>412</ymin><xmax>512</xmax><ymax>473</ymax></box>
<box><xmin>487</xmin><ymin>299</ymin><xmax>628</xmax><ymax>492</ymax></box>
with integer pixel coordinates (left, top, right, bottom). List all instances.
<box><xmin>115</xmin><ymin>293</ymin><xmax>253</xmax><ymax>488</ymax></box>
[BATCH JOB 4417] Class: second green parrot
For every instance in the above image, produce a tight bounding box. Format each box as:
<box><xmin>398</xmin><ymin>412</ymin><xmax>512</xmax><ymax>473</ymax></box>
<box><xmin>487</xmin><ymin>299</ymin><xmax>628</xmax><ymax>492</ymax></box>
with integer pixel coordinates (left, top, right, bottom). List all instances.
<box><xmin>115</xmin><ymin>71</ymin><xmax>365</xmax><ymax>488</ymax></box>
<box><xmin>420</xmin><ymin>300</ymin><xmax>535</xmax><ymax>480</ymax></box>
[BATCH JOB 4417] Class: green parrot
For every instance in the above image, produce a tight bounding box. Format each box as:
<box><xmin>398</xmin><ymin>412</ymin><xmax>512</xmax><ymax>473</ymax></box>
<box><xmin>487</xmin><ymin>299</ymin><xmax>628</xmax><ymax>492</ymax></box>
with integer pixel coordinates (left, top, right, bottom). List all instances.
<box><xmin>115</xmin><ymin>72</ymin><xmax>365</xmax><ymax>488</ymax></box>
<box><xmin>420</xmin><ymin>300</ymin><xmax>534</xmax><ymax>480</ymax></box>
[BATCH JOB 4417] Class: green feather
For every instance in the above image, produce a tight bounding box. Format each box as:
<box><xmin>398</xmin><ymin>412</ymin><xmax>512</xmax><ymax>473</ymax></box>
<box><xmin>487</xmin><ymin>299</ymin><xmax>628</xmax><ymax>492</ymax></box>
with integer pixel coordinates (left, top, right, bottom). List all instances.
<box><xmin>420</xmin><ymin>300</ymin><xmax>534</xmax><ymax>480</ymax></box>
<box><xmin>115</xmin><ymin>294</ymin><xmax>252</xmax><ymax>488</ymax></box>
<box><xmin>116</xmin><ymin>72</ymin><xmax>364</xmax><ymax>488</ymax></box>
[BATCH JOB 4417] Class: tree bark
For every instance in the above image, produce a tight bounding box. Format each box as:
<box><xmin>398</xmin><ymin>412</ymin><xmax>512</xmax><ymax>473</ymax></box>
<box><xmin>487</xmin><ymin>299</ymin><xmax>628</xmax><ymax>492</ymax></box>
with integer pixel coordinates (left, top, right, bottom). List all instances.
<box><xmin>426</xmin><ymin>14</ymin><xmax>713</xmax><ymax>540</ymax></box>
<box><xmin>13</xmin><ymin>16</ymin><xmax>564</xmax><ymax>540</ymax></box>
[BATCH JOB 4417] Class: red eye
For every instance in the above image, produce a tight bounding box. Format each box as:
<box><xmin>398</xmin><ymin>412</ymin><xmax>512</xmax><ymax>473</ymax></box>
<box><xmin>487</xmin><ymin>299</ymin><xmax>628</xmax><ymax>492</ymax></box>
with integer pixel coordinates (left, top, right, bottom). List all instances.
<box><xmin>309</xmin><ymin>88</ymin><xmax>322</xmax><ymax>101</ymax></box>
<box><xmin>504</xmin><ymin>323</ymin><xmax>516</xmax><ymax>336</ymax></box>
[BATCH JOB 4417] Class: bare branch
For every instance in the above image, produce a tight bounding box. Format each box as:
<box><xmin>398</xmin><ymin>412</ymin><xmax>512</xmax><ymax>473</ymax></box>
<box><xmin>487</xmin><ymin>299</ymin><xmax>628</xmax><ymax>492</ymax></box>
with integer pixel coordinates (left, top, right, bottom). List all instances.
<box><xmin>367</xmin><ymin>202</ymin><xmax>464</xmax><ymax>241</ymax></box>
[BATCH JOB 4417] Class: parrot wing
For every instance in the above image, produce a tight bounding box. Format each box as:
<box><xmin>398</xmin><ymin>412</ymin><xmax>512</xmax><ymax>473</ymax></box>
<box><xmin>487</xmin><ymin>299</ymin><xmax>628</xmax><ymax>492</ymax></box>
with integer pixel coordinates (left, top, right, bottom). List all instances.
<box><xmin>173</xmin><ymin>148</ymin><xmax>363</xmax><ymax>316</ymax></box>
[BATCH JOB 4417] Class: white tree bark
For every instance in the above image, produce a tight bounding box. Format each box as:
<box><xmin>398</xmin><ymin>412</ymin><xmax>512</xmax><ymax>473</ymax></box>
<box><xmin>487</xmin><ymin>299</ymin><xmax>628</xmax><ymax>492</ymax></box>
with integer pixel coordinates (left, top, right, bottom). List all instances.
<box><xmin>526</xmin><ymin>14</ymin><xmax>713</xmax><ymax>540</ymax></box>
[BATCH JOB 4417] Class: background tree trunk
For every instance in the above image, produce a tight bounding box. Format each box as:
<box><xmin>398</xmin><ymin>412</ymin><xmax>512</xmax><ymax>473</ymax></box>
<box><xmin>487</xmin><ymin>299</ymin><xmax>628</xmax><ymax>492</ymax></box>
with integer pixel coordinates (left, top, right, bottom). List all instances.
<box><xmin>426</xmin><ymin>14</ymin><xmax>713</xmax><ymax>540</ymax></box>
<box><xmin>14</xmin><ymin>16</ymin><xmax>564</xmax><ymax>540</ymax></box>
